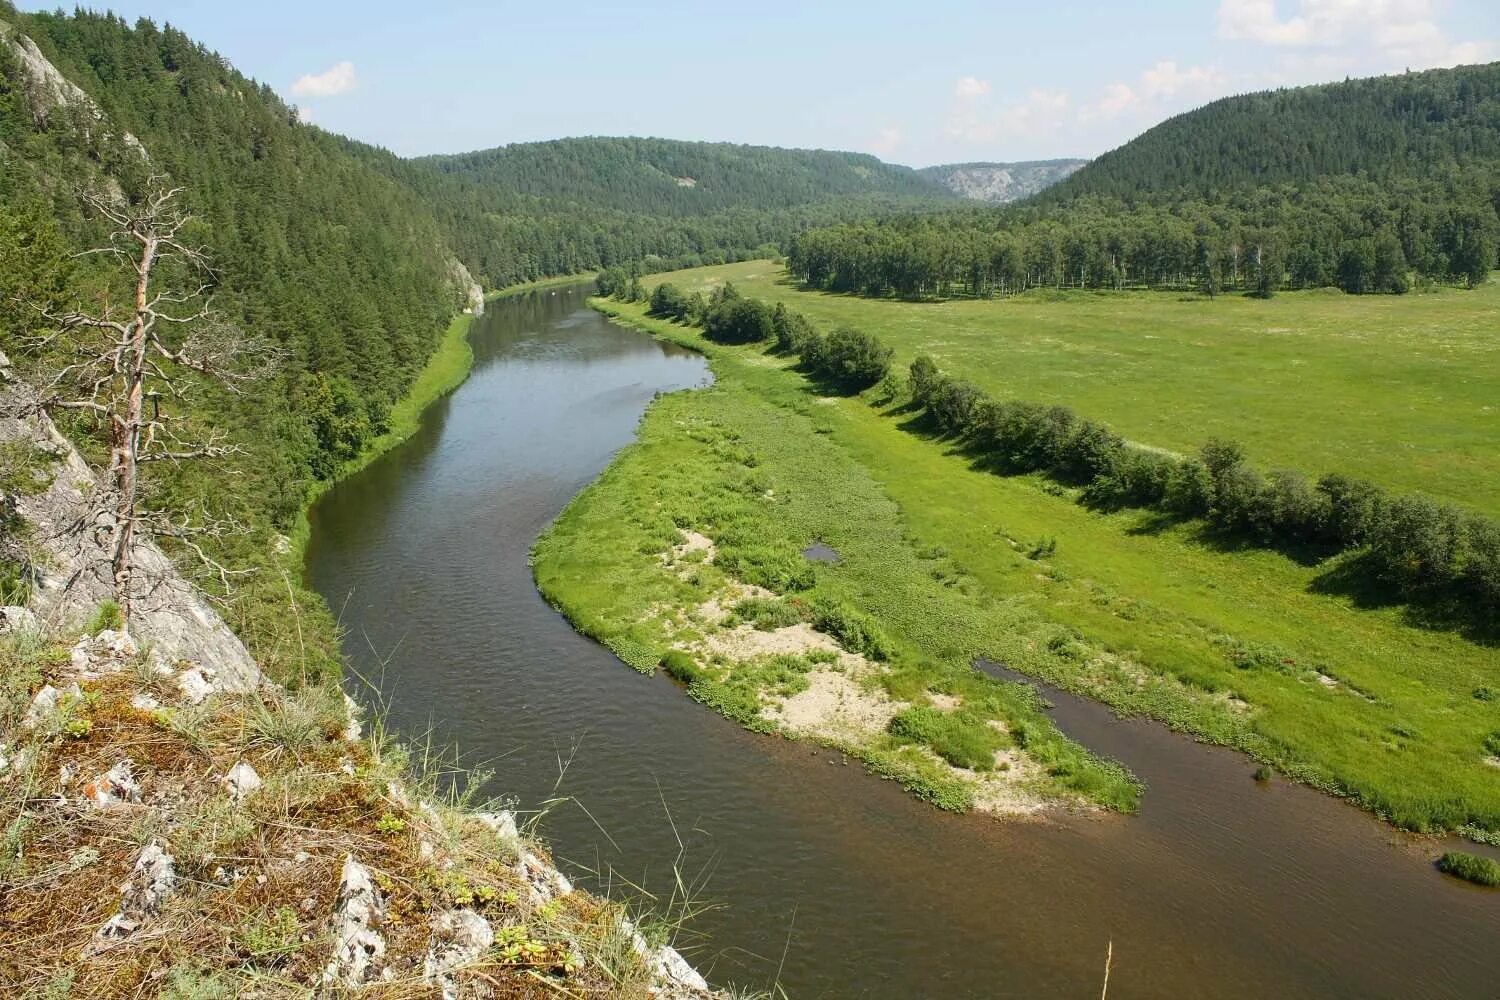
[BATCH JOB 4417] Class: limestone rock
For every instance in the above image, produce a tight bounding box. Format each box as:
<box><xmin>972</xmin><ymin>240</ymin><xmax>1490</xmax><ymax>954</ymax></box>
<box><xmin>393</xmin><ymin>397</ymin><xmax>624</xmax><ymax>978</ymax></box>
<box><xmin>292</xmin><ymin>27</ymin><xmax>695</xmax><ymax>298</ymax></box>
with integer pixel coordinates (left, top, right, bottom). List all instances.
<box><xmin>422</xmin><ymin>908</ymin><xmax>494</xmax><ymax>998</ymax></box>
<box><xmin>475</xmin><ymin>809</ymin><xmax>520</xmax><ymax>842</ymax></box>
<box><xmin>323</xmin><ymin>855</ymin><xmax>387</xmax><ymax>986</ymax></box>
<box><xmin>0</xmin><ymin>351</ymin><xmax>260</xmax><ymax>693</ymax></box>
<box><xmin>81</xmin><ymin>759</ymin><xmax>141</xmax><ymax>808</ymax></box>
<box><xmin>93</xmin><ymin>842</ymin><xmax>175</xmax><ymax>945</ymax></box>
<box><xmin>69</xmin><ymin>629</ymin><xmax>137</xmax><ymax>677</ymax></box>
<box><xmin>222</xmin><ymin>761</ymin><xmax>262</xmax><ymax>800</ymax></box>
<box><xmin>0</xmin><ymin>605</ymin><xmax>39</xmax><ymax>635</ymax></box>
<box><xmin>176</xmin><ymin>666</ymin><xmax>215</xmax><ymax>705</ymax></box>
<box><xmin>514</xmin><ymin>850</ymin><xmax>572</xmax><ymax>907</ymax></box>
<box><xmin>22</xmin><ymin>681</ymin><xmax>80</xmax><ymax>730</ymax></box>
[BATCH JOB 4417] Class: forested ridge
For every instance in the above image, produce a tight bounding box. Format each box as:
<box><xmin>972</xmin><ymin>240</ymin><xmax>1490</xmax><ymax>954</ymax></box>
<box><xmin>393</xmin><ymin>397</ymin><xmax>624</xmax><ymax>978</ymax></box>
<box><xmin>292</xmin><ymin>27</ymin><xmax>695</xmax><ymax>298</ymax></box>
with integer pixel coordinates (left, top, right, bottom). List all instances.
<box><xmin>0</xmin><ymin>6</ymin><xmax>956</xmax><ymax>673</ymax></box>
<box><xmin>788</xmin><ymin>63</ymin><xmax>1500</xmax><ymax>299</ymax></box>
<box><xmin>376</xmin><ymin>136</ymin><xmax>956</xmax><ymax>287</ymax></box>
<box><xmin>1044</xmin><ymin>62</ymin><xmax>1500</xmax><ymax>201</ymax></box>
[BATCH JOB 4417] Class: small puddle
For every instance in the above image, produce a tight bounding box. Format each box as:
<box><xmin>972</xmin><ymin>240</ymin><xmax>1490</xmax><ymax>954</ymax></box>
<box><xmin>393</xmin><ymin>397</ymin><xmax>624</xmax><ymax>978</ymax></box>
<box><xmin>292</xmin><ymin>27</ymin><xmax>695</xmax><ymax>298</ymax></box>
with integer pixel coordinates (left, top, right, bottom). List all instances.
<box><xmin>802</xmin><ymin>541</ymin><xmax>840</xmax><ymax>563</ymax></box>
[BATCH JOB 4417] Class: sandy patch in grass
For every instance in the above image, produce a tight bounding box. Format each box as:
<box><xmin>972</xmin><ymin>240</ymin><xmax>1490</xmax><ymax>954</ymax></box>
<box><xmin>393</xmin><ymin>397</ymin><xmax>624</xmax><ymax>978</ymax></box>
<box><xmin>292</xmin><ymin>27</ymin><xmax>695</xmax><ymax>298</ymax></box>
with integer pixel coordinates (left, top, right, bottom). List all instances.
<box><xmin>765</xmin><ymin>665</ymin><xmax>902</xmax><ymax>740</ymax></box>
<box><xmin>928</xmin><ymin>692</ymin><xmax>962</xmax><ymax>710</ymax></box>
<box><xmin>702</xmin><ymin>621</ymin><xmax>842</xmax><ymax>660</ymax></box>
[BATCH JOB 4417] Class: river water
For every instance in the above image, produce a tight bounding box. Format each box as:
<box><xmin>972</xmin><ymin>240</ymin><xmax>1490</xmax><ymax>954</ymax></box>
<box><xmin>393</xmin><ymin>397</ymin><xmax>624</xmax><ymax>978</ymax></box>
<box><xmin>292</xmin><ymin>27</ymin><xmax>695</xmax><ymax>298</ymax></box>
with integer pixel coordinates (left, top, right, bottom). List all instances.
<box><xmin>305</xmin><ymin>284</ymin><xmax>1499</xmax><ymax>999</ymax></box>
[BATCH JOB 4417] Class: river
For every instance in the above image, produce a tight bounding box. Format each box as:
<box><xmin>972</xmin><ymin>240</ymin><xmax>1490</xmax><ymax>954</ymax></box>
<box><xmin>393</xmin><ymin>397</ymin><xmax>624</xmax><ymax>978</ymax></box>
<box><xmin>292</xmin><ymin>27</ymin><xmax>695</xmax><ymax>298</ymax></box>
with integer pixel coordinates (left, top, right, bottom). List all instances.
<box><xmin>305</xmin><ymin>283</ymin><xmax>1499</xmax><ymax>999</ymax></box>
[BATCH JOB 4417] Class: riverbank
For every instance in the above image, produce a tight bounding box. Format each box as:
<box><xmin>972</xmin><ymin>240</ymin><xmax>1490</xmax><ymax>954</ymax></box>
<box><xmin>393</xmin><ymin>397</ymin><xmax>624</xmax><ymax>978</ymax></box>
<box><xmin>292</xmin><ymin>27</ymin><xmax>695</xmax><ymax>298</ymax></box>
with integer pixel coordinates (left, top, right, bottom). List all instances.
<box><xmin>289</xmin><ymin>276</ymin><xmax>601</xmax><ymax>587</ymax></box>
<box><xmin>579</xmin><ymin>278</ymin><xmax>1500</xmax><ymax>844</ymax></box>
<box><xmin>533</xmin><ymin>298</ymin><xmax>1140</xmax><ymax>815</ymax></box>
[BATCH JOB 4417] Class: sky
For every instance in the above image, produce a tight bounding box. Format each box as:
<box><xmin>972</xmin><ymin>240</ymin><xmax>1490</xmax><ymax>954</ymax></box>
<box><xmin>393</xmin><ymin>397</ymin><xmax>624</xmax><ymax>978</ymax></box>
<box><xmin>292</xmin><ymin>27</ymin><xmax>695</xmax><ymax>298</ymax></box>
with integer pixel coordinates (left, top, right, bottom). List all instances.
<box><xmin>20</xmin><ymin>0</ymin><xmax>1500</xmax><ymax>165</ymax></box>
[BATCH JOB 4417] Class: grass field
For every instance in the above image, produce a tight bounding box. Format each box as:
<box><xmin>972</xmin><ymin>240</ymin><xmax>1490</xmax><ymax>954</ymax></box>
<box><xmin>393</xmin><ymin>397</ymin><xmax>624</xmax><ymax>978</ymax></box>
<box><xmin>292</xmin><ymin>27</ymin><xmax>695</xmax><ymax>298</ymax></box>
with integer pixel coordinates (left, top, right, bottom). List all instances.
<box><xmin>657</xmin><ymin>262</ymin><xmax>1500</xmax><ymax>518</ymax></box>
<box><xmin>539</xmin><ymin>282</ymin><xmax>1500</xmax><ymax>839</ymax></box>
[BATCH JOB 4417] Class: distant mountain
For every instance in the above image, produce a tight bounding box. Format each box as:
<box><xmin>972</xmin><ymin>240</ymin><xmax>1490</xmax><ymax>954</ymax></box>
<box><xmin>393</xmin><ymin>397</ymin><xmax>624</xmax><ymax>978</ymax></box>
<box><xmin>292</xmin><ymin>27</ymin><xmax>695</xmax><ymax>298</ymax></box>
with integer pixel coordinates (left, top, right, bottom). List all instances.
<box><xmin>1044</xmin><ymin>61</ymin><xmax>1500</xmax><ymax>203</ymax></box>
<box><xmin>917</xmin><ymin>160</ymin><xmax>1087</xmax><ymax>202</ymax></box>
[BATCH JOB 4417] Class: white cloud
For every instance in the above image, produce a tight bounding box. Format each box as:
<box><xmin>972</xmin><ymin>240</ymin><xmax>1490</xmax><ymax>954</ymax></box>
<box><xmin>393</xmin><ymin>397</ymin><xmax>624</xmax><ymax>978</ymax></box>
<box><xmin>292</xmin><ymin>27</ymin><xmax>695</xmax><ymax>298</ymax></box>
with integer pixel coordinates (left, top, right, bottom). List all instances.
<box><xmin>947</xmin><ymin>88</ymin><xmax>1071</xmax><ymax>142</ymax></box>
<box><xmin>290</xmin><ymin>60</ymin><xmax>357</xmax><ymax>99</ymax></box>
<box><xmin>1084</xmin><ymin>61</ymin><xmax>1230</xmax><ymax>121</ymax></box>
<box><xmin>953</xmin><ymin>75</ymin><xmax>991</xmax><ymax>99</ymax></box>
<box><xmin>869</xmin><ymin>126</ymin><xmax>904</xmax><ymax>156</ymax></box>
<box><xmin>1217</xmin><ymin>0</ymin><xmax>1493</xmax><ymax>69</ymax></box>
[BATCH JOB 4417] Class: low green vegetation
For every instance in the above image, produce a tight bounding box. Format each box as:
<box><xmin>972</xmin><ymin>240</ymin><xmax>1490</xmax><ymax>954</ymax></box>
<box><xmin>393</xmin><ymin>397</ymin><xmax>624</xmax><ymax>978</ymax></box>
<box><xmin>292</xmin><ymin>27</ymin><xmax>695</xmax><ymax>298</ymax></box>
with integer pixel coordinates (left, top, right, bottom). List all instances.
<box><xmin>560</xmin><ymin>275</ymin><xmax>1500</xmax><ymax>839</ymax></box>
<box><xmin>1436</xmin><ymin>851</ymin><xmax>1500</xmax><ymax>886</ymax></box>
<box><xmin>535</xmin><ymin>303</ymin><xmax>1140</xmax><ymax>814</ymax></box>
<box><xmin>662</xmin><ymin>262</ymin><xmax>1500</xmax><ymax>518</ymax></box>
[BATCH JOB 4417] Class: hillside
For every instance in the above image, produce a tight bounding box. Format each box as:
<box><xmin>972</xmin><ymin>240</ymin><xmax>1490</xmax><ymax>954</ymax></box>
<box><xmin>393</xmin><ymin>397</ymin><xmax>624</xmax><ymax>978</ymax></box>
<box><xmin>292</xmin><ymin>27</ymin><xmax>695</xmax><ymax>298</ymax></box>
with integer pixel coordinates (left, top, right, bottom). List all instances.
<box><xmin>786</xmin><ymin>65</ymin><xmax>1500</xmax><ymax>299</ymax></box>
<box><xmin>1045</xmin><ymin>61</ymin><xmax>1500</xmax><ymax>202</ymax></box>
<box><xmin>918</xmin><ymin>159</ymin><xmax>1086</xmax><ymax>202</ymax></box>
<box><xmin>384</xmin><ymin>137</ymin><xmax>957</xmax><ymax>288</ymax></box>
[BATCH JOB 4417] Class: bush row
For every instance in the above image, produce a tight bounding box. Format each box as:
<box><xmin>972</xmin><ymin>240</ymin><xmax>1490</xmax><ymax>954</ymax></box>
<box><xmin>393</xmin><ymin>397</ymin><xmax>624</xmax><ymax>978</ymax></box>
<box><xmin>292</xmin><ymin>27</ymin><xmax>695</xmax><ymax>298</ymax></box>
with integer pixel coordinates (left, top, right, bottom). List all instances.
<box><xmin>909</xmin><ymin>355</ymin><xmax>1500</xmax><ymax>613</ymax></box>
<box><xmin>646</xmin><ymin>281</ymin><xmax>894</xmax><ymax>391</ymax></box>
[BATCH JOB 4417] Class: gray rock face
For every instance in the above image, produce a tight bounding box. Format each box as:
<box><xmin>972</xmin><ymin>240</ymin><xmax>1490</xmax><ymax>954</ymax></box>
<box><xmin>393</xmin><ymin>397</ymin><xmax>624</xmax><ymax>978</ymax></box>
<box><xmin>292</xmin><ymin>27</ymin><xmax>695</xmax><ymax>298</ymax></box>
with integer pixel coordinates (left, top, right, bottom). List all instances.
<box><xmin>0</xmin><ymin>352</ymin><xmax>260</xmax><ymax>691</ymax></box>
<box><xmin>0</xmin><ymin>19</ymin><xmax>147</xmax><ymax>160</ymax></box>
<box><xmin>918</xmin><ymin>159</ymin><xmax>1088</xmax><ymax>203</ymax></box>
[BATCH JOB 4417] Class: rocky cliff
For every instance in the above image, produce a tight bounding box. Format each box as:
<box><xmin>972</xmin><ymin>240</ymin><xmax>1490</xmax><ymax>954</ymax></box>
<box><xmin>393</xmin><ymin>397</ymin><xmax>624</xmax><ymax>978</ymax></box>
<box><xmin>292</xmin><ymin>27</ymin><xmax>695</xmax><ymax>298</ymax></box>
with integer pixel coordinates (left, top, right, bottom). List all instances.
<box><xmin>918</xmin><ymin>159</ymin><xmax>1088</xmax><ymax>202</ymax></box>
<box><xmin>0</xmin><ymin>397</ymin><xmax>716</xmax><ymax>997</ymax></box>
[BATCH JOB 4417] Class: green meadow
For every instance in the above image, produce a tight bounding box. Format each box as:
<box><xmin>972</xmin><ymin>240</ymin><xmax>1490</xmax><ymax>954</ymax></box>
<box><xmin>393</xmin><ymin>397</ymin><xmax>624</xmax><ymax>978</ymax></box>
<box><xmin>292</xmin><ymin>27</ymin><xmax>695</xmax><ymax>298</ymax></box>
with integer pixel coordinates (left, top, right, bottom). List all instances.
<box><xmin>656</xmin><ymin>261</ymin><xmax>1500</xmax><ymax>519</ymax></box>
<box><xmin>540</xmin><ymin>278</ymin><xmax>1500</xmax><ymax>837</ymax></box>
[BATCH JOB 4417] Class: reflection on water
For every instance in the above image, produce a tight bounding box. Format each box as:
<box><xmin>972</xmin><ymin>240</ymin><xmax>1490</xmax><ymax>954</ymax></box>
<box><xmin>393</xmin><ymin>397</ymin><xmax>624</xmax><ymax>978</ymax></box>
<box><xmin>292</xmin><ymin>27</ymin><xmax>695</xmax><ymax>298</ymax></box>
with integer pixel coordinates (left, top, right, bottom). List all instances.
<box><xmin>306</xmin><ymin>284</ymin><xmax>1499</xmax><ymax>999</ymax></box>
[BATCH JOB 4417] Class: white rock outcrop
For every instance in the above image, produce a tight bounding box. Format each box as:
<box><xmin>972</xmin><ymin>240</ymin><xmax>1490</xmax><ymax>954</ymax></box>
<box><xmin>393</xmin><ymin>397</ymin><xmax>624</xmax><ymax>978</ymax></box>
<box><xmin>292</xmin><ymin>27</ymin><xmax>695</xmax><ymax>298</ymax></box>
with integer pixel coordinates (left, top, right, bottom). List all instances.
<box><xmin>93</xmin><ymin>842</ymin><xmax>176</xmax><ymax>945</ymax></box>
<box><xmin>323</xmin><ymin>855</ymin><xmax>387</xmax><ymax>987</ymax></box>
<box><xmin>222</xmin><ymin>761</ymin><xmax>262</xmax><ymax>800</ymax></box>
<box><xmin>422</xmin><ymin>908</ymin><xmax>494</xmax><ymax>998</ymax></box>
<box><xmin>81</xmin><ymin>759</ymin><xmax>141</xmax><ymax>808</ymax></box>
<box><xmin>0</xmin><ymin>352</ymin><xmax>260</xmax><ymax>693</ymax></box>
<box><xmin>514</xmin><ymin>850</ymin><xmax>573</xmax><ymax>907</ymax></box>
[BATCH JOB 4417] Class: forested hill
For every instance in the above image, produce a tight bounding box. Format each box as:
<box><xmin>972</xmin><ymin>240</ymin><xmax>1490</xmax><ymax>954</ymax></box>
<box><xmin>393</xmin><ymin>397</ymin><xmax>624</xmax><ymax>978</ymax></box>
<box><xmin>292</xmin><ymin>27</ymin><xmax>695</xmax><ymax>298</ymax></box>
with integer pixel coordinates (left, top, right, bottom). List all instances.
<box><xmin>918</xmin><ymin>160</ymin><xmax>1086</xmax><ymax>202</ymax></box>
<box><xmin>376</xmin><ymin>137</ymin><xmax>956</xmax><ymax>287</ymax></box>
<box><xmin>420</xmin><ymin>137</ymin><xmax>952</xmax><ymax>215</ymax></box>
<box><xmin>1043</xmin><ymin>61</ymin><xmax>1500</xmax><ymax>202</ymax></box>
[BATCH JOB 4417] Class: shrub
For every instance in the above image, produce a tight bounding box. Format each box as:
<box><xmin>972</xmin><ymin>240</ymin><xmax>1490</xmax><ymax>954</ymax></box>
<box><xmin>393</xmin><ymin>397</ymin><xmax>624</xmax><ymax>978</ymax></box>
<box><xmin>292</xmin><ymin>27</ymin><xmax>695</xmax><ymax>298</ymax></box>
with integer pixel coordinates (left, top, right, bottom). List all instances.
<box><xmin>801</xmin><ymin>326</ymin><xmax>892</xmax><ymax>390</ymax></box>
<box><xmin>1368</xmin><ymin>494</ymin><xmax>1464</xmax><ymax>588</ymax></box>
<box><xmin>648</xmin><ymin>282</ymin><xmax>691</xmax><ymax>321</ymax></box>
<box><xmin>660</xmin><ymin>651</ymin><xmax>702</xmax><ymax>684</ymax></box>
<box><xmin>1462</xmin><ymin>515</ymin><xmax>1500</xmax><ymax>608</ymax></box>
<box><xmin>888</xmin><ymin>706</ymin><xmax>1006</xmax><ymax>771</ymax></box>
<box><xmin>1254</xmin><ymin>470</ymin><xmax>1327</xmax><ymax>544</ymax></box>
<box><xmin>925</xmin><ymin>376</ymin><xmax>984</xmax><ymax>434</ymax></box>
<box><xmin>1162</xmin><ymin>458</ymin><xmax>1214</xmax><ymax>516</ymax></box>
<box><xmin>705</xmin><ymin>296</ymin><xmax>775</xmax><ymax>344</ymax></box>
<box><xmin>909</xmin><ymin>354</ymin><xmax>940</xmax><ymax>405</ymax></box>
<box><xmin>771</xmin><ymin>303</ymin><xmax>815</xmax><ymax>354</ymax></box>
<box><xmin>1056</xmin><ymin>419</ymin><xmax>1125</xmax><ymax>483</ymax></box>
<box><xmin>810</xmin><ymin>597</ymin><xmax>892</xmax><ymax>660</ymax></box>
<box><xmin>1084</xmin><ymin>448</ymin><xmax>1174</xmax><ymax>508</ymax></box>
<box><xmin>1317</xmin><ymin>473</ymin><xmax>1387</xmax><ymax>547</ymax></box>
<box><xmin>1437</xmin><ymin>851</ymin><xmax>1500</xmax><ymax>886</ymax></box>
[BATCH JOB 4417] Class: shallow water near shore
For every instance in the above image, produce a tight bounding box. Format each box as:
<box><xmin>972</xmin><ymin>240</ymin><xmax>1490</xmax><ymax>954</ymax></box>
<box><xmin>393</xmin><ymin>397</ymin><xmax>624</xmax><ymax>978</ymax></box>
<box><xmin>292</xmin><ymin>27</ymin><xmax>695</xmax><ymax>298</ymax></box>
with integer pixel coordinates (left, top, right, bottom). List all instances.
<box><xmin>306</xmin><ymin>283</ymin><xmax>1499</xmax><ymax>999</ymax></box>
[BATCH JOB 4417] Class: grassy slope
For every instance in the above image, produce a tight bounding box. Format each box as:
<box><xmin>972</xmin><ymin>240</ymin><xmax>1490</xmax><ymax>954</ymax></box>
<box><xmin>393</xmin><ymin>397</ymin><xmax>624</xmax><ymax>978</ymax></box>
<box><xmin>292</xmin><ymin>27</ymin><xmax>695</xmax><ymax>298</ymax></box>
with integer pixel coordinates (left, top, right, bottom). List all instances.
<box><xmin>667</xmin><ymin>262</ymin><xmax>1500</xmax><ymax>518</ymax></box>
<box><xmin>560</xmin><ymin>289</ymin><xmax>1500</xmax><ymax>837</ymax></box>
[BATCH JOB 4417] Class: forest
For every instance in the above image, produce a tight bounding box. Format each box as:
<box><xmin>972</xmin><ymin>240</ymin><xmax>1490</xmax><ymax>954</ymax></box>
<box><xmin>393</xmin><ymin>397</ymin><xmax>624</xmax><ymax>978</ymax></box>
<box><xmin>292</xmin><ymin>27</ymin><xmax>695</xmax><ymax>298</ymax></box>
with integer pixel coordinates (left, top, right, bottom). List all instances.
<box><xmin>787</xmin><ymin>63</ymin><xmax>1500</xmax><ymax>299</ymax></box>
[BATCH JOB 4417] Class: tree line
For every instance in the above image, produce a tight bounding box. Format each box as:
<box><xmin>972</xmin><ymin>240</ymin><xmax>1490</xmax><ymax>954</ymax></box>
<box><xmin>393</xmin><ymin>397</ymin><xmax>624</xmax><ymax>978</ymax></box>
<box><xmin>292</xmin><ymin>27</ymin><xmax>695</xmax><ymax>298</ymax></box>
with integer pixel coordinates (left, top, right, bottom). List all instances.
<box><xmin>786</xmin><ymin>172</ymin><xmax>1497</xmax><ymax>300</ymax></box>
<box><xmin>624</xmin><ymin>280</ymin><xmax>892</xmax><ymax>392</ymax></box>
<box><xmin>907</xmin><ymin>355</ymin><xmax>1500</xmax><ymax>621</ymax></box>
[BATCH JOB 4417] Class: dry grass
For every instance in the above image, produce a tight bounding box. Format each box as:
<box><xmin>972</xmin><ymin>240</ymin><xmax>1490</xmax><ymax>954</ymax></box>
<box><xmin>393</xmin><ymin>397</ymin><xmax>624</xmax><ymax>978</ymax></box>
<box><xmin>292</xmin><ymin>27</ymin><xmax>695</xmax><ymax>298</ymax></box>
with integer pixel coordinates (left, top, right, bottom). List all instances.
<box><xmin>0</xmin><ymin>624</ymin><xmax>697</xmax><ymax>998</ymax></box>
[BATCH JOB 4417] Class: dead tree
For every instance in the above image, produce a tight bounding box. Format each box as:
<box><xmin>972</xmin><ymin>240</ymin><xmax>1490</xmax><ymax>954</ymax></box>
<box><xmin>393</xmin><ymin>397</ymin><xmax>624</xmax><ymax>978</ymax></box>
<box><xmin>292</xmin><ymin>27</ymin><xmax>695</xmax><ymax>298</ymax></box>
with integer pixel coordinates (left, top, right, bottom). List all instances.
<box><xmin>30</xmin><ymin>180</ymin><xmax>273</xmax><ymax>620</ymax></box>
